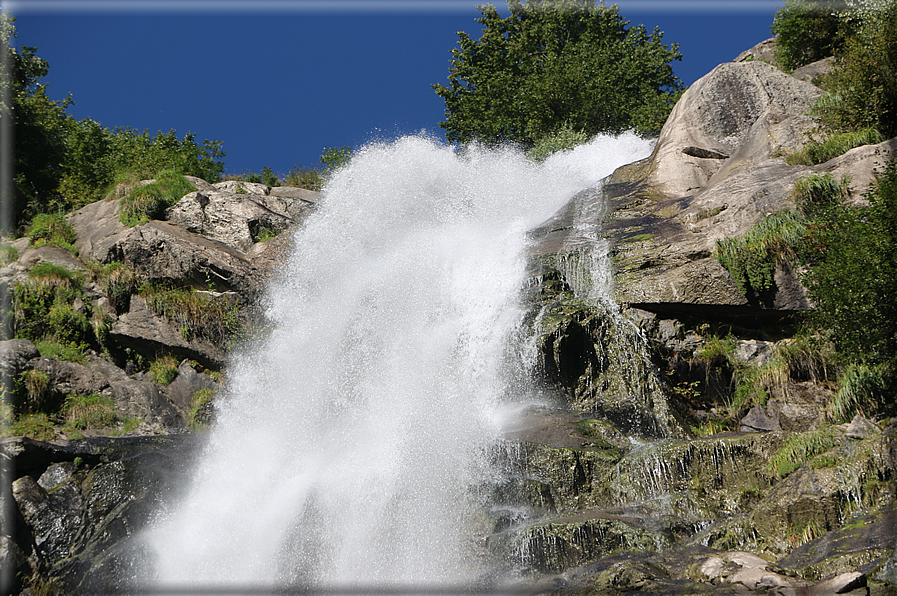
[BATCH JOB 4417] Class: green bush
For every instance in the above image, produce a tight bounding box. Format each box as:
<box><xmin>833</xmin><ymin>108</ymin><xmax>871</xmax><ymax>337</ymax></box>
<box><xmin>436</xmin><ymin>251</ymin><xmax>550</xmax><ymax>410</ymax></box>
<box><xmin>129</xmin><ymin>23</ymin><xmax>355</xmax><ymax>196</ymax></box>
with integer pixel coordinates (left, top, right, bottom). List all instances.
<box><xmin>12</xmin><ymin>268</ymin><xmax>92</xmax><ymax>348</ymax></box>
<box><xmin>797</xmin><ymin>161</ymin><xmax>897</xmax><ymax>367</ymax></box>
<box><xmin>35</xmin><ymin>340</ymin><xmax>88</xmax><ymax>365</ymax></box>
<box><xmin>26</xmin><ymin>213</ymin><xmax>78</xmax><ymax>253</ymax></box>
<box><xmin>771</xmin><ymin>0</ymin><xmax>845</xmax><ymax>71</ymax></box>
<box><xmin>527</xmin><ymin>123</ymin><xmax>590</xmax><ymax>161</ymax></box>
<box><xmin>812</xmin><ymin>0</ymin><xmax>897</xmax><ymax>137</ymax></box>
<box><xmin>149</xmin><ymin>355</ymin><xmax>179</xmax><ymax>385</ymax></box>
<box><xmin>320</xmin><ymin>146</ymin><xmax>353</xmax><ymax>176</ymax></box>
<box><xmin>62</xmin><ymin>393</ymin><xmax>117</xmax><ymax>430</ymax></box>
<box><xmin>98</xmin><ymin>261</ymin><xmax>138</xmax><ymax>314</ymax></box>
<box><xmin>118</xmin><ymin>169</ymin><xmax>196</xmax><ymax>227</ymax></box>
<box><xmin>7</xmin><ymin>413</ymin><xmax>56</xmax><ymax>441</ymax></box>
<box><xmin>139</xmin><ymin>282</ymin><xmax>241</xmax><ymax>344</ymax></box>
<box><xmin>432</xmin><ymin>0</ymin><xmax>684</xmax><ymax>145</ymax></box>
<box><xmin>283</xmin><ymin>165</ymin><xmax>323</xmax><ymax>191</ymax></box>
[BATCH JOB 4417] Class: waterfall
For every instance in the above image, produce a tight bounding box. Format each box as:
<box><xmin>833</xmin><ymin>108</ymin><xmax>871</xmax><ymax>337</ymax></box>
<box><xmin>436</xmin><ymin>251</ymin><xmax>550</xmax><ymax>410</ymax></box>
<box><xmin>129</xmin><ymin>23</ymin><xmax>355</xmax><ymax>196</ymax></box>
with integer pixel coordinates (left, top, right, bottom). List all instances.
<box><xmin>143</xmin><ymin>133</ymin><xmax>653</xmax><ymax>591</ymax></box>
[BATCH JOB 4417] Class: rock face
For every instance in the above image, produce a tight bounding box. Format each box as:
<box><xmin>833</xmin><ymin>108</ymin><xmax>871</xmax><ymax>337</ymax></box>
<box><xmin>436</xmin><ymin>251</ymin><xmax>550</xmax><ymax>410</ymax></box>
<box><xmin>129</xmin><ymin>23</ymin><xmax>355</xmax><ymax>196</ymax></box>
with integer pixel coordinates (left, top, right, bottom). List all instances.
<box><xmin>497</xmin><ymin>37</ymin><xmax>897</xmax><ymax>595</ymax></box>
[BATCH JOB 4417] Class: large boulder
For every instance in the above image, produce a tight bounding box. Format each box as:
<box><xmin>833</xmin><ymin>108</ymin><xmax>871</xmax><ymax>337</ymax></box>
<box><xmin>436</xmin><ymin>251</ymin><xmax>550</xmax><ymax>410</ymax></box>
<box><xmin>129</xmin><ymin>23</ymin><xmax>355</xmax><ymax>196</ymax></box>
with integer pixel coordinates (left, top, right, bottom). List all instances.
<box><xmin>165</xmin><ymin>185</ymin><xmax>315</xmax><ymax>253</ymax></box>
<box><xmin>644</xmin><ymin>60</ymin><xmax>822</xmax><ymax>200</ymax></box>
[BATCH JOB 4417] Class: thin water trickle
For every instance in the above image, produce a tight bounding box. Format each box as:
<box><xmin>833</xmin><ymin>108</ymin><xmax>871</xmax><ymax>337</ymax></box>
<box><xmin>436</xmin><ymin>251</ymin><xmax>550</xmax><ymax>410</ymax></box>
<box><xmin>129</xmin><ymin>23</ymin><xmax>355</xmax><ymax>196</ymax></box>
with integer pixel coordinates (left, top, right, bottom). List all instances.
<box><xmin>143</xmin><ymin>133</ymin><xmax>653</xmax><ymax>591</ymax></box>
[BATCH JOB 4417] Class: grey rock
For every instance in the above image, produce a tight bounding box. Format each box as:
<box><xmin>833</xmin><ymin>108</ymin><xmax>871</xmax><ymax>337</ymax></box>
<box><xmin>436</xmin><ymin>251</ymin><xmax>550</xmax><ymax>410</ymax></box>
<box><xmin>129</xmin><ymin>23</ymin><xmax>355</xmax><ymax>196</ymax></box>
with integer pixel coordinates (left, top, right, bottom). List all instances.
<box><xmin>110</xmin><ymin>294</ymin><xmax>228</xmax><ymax>369</ymax></box>
<box><xmin>645</xmin><ymin>60</ymin><xmax>821</xmax><ymax>199</ymax></box>
<box><xmin>740</xmin><ymin>404</ymin><xmax>782</xmax><ymax>432</ymax></box>
<box><xmin>12</xmin><ymin>474</ymin><xmax>82</xmax><ymax>564</ymax></box>
<box><xmin>0</xmin><ymin>339</ymin><xmax>40</xmax><ymax>381</ymax></box>
<box><xmin>165</xmin><ymin>190</ymin><xmax>313</xmax><ymax>252</ymax></box>
<box><xmin>734</xmin><ymin>38</ymin><xmax>777</xmax><ymax>65</ymax></box>
<box><xmin>164</xmin><ymin>359</ymin><xmax>219</xmax><ymax>415</ymax></box>
<box><xmin>38</xmin><ymin>462</ymin><xmax>77</xmax><ymax>491</ymax></box>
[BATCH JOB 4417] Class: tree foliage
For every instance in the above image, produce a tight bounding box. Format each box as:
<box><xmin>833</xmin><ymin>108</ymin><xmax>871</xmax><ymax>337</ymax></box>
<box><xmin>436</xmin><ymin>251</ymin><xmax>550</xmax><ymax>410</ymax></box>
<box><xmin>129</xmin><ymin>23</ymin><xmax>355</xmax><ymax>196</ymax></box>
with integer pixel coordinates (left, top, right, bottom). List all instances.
<box><xmin>797</xmin><ymin>162</ymin><xmax>897</xmax><ymax>369</ymax></box>
<box><xmin>1</xmin><ymin>13</ymin><xmax>225</xmax><ymax>231</ymax></box>
<box><xmin>813</xmin><ymin>0</ymin><xmax>897</xmax><ymax>137</ymax></box>
<box><xmin>432</xmin><ymin>0</ymin><xmax>683</xmax><ymax>146</ymax></box>
<box><xmin>770</xmin><ymin>0</ymin><xmax>845</xmax><ymax>71</ymax></box>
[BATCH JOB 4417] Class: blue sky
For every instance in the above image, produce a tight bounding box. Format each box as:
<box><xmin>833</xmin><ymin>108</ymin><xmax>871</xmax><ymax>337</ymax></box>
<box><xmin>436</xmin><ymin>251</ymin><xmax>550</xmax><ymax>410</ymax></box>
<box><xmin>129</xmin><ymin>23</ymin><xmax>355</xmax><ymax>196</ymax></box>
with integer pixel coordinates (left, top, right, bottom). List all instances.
<box><xmin>7</xmin><ymin>0</ymin><xmax>781</xmax><ymax>179</ymax></box>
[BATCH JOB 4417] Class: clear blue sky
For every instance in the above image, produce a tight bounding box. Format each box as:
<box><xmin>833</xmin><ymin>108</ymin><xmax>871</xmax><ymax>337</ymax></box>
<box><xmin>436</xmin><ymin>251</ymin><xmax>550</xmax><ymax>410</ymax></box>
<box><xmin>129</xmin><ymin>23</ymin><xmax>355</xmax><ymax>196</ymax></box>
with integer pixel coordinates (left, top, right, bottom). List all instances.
<box><xmin>7</xmin><ymin>0</ymin><xmax>780</xmax><ymax>179</ymax></box>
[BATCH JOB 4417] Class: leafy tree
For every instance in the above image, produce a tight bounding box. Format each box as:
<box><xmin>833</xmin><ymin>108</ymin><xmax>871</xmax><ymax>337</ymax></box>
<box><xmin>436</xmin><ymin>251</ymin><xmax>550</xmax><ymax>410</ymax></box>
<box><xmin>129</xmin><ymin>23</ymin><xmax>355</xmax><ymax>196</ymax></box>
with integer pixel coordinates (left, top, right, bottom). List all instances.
<box><xmin>813</xmin><ymin>0</ymin><xmax>897</xmax><ymax>137</ymax></box>
<box><xmin>431</xmin><ymin>0</ymin><xmax>683</xmax><ymax>146</ymax></box>
<box><xmin>1</xmin><ymin>13</ymin><xmax>71</xmax><ymax>227</ymax></box>
<box><xmin>1</xmin><ymin>14</ymin><xmax>226</xmax><ymax>229</ymax></box>
<box><xmin>770</xmin><ymin>0</ymin><xmax>846</xmax><ymax>71</ymax></box>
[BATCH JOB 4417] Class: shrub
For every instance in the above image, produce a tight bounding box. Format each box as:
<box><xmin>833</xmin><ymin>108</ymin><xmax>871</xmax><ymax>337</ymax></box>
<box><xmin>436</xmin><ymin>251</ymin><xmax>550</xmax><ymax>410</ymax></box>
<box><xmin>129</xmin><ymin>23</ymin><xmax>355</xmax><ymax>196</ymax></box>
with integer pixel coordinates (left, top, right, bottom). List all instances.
<box><xmin>118</xmin><ymin>169</ymin><xmax>196</xmax><ymax>227</ymax></box>
<box><xmin>98</xmin><ymin>261</ymin><xmax>138</xmax><ymax>314</ymax></box>
<box><xmin>320</xmin><ymin>146</ymin><xmax>353</xmax><ymax>176</ymax></box>
<box><xmin>18</xmin><ymin>369</ymin><xmax>51</xmax><ymax>414</ymax></box>
<box><xmin>432</xmin><ymin>0</ymin><xmax>683</xmax><ymax>145</ymax></box>
<box><xmin>26</xmin><ymin>213</ymin><xmax>78</xmax><ymax>253</ymax></box>
<box><xmin>771</xmin><ymin>0</ymin><xmax>845</xmax><ymax>71</ymax></box>
<box><xmin>8</xmin><ymin>413</ymin><xmax>56</xmax><ymax>441</ymax></box>
<box><xmin>63</xmin><ymin>393</ymin><xmax>117</xmax><ymax>430</ymax></box>
<box><xmin>139</xmin><ymin>282</ymin><xmax>241</xmax><ymax>344</ymax></box>
<box><xmin>528</xmin><ymin>123</ymin><xmax>590</xmax><ymax>162</ymax></box>
<box><xmin>149</xmin><ymin>355</ymin><xmax>179</xmax><ymax>385</ymax></box>
<box><xmin>812</xmin><ymin>0</ymin><xmax>897</xmax><ymax>137</ymax></box>
<box><xmin>797</xmin><ymin>162</ymin><xmax>897</xmax><ymax>366</ymax></box>
<box><xmin>13</xmin><ymin>269</ymin><xmax>90</xmax><ymax>347</ymax></box>
<box><xmin>283</xmin><ymin>165</ymin><xmax>322</xmax><ymax>191</ymax></box>
<box><xmin>828</xmin><ymin>363</ymin><xmax>888</xmax><ymax>422</ymax></box>
<box><xmin>35</xmin><ymin>340</ymin><xmax>88</xmax><ymax>365</ymax></box>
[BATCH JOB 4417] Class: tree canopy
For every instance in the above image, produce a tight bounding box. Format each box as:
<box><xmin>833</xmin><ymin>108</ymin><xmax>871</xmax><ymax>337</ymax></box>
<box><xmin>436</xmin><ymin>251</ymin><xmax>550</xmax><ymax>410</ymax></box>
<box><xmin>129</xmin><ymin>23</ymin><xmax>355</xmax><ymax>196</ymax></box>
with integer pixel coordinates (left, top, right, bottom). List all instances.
<box><xmin>1</xmin><ymin>14</ymin><xmax>225</xmax><ymax>231</ymax></box>
<box><xmin>432</xmin><ymin>0</ymin><xmax>684</xmax><ymax>146</ymax></box>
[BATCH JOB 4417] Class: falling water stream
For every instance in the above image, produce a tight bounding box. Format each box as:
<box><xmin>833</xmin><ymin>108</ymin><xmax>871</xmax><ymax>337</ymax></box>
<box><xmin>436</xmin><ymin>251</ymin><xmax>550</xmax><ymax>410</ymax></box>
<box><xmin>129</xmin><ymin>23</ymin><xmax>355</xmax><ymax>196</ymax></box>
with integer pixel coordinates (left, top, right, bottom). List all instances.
<box><xmin>144</xmin><ymin>133</ymin><xmax>653</xmax><ymax>591</ymax></box>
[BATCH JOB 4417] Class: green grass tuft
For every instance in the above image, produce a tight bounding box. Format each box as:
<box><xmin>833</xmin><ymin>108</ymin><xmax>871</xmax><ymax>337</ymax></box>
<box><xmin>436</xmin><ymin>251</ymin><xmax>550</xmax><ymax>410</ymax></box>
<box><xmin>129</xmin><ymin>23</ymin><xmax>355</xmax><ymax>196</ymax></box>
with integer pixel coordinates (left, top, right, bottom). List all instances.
<box><xmin>119</xmin><ymin>169</ymin><xmax>195</xmax><ymax>227</ymax></box>
<box><xmin>785</xmin><ymin>128</ymin><xmax>883</xmax><ymax>166</ymax></box>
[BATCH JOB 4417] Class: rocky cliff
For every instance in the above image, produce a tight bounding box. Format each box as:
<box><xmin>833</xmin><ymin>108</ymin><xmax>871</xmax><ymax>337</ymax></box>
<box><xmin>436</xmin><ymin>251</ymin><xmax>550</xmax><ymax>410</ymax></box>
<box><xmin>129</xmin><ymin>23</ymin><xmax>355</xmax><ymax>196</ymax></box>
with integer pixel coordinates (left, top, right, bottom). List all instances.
<box><xmin>3</xmin><ymin>38</ymin><xmax>897</xmax><ymax>595</ymax></box>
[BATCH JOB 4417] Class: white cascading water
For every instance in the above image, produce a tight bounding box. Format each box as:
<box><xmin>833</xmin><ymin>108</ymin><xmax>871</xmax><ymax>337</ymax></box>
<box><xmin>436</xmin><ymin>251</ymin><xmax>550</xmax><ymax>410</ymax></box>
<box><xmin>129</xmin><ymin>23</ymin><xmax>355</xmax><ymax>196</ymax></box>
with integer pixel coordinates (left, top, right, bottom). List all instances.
<box><xmin>144</xmin><ymin>133</ymin><xmax>653</xmax><ymax>591</ymax></box>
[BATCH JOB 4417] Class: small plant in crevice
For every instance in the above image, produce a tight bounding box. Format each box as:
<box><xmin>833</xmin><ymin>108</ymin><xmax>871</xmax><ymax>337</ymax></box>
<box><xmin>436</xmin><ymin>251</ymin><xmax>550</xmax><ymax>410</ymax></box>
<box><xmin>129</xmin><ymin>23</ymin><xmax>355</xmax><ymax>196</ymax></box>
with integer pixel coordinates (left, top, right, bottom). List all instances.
<box><xmin>785</xmin><ymin>128</ymin><xmax>883</xmax><ymax>166</ymax></box>
<box><xmin>139</xmin><ymin>281</ymin><xmax>241</xmax><ymax>345</ymax></box>
<box><xmin>714</xmin><ymin>210</ymin><xmax>806</xmax><ymax>297</ymax></box>
<box><xmin>148</xmin><ymin>355</ymin><xmax>179</xmax><ymax>385</ymax></box>
<box><xmin>767</xmin><ymin>426</ymin><xmax>838</xmax><ymax>479</ymax></box>
<box><xmin>827</xmin><ymin>362</ymin><xmax>888</xmax><ymax>423</ymax></box>
<box><xmin>62</xmin><ymin>393</ymin><xmax>117</xmax><ymax>432</ymax></box>
<box><xmin>188</xmin><ymin>387</ymin><xmax>217</xmax><ymax>431</ymax></box>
